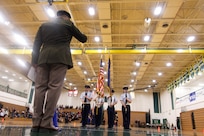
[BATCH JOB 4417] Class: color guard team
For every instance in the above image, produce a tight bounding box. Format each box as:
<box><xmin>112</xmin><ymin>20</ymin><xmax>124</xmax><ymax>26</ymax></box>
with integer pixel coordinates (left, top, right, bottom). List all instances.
<box><xmin>80</xmin><ymin>85</ymin><xmax>132</xmax><ymax>130</ymax></box>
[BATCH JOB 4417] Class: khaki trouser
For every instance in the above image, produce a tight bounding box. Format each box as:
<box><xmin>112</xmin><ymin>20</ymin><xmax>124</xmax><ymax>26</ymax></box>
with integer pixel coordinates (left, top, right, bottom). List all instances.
<box><xmin>32</xmin><ymin>63</ymin><xmax>67</xmax><ymax>129</ymax></box>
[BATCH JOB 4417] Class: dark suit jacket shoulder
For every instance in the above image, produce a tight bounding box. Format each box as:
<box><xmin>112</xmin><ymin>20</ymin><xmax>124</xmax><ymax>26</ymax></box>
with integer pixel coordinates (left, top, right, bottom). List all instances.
<box><xmin>31</xmin><ymin>18</ymin><xmax>87</xmax><ymax>69</ymax></box>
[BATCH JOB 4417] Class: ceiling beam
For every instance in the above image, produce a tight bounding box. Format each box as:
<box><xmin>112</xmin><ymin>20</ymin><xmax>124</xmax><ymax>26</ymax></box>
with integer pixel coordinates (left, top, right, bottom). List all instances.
<box><xmin>3</xmin><ymin>48</ymin><xmax>204</xmax><ymax>55</ymax></box>
<box><xmin>11</xmin><ymin>18</ymin><xmax>204</xmax><ymax>25</ymax></box>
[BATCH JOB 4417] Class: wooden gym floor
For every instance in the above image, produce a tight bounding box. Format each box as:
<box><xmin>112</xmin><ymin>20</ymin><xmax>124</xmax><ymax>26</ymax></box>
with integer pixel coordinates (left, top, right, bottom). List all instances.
<box><xmin>0</xmin><ymin>119</ymin><xmax>203</xmax><ymax>136</ymax></box>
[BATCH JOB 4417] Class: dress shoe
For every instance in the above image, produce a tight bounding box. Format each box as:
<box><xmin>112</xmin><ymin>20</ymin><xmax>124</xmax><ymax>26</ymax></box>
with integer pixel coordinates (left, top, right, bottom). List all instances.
<box><xmin>39</xmin><ymin>127</ymin><xmax>61</xmax><ymax>133</ymax></box>
<box><xmin>124</xmin><ymin>128</ymin><xmax>131</xmax><ymax>130</ymax></box>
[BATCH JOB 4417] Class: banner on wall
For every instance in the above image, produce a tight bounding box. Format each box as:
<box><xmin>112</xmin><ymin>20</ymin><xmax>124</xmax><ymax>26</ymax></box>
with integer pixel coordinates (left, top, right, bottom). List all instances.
<box><xmin>189</xmin><ymin>91</ymin><xmax>196</xmax><ymax>102</ymax></box>
<box><xmin>68</xmin><ymin>90</ymin><xmax>78</xmax><ymax>97</ymax></box>
<box><xmin>176</xmin><ymin>87</ymin><xmax>204</xmax><ymax>109</ymax></box>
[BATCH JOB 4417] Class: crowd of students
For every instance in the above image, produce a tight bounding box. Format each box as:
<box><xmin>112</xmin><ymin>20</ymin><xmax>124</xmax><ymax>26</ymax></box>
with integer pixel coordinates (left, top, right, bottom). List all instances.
<box><xmin>56</xmin><ymin>109</ymin><xmax>81</xmax><ymax>123</ymax></box>
<box><xmin>0</xmin><ymin>106</ymin><xmax>32</xmax><ymax>119</ymax></box>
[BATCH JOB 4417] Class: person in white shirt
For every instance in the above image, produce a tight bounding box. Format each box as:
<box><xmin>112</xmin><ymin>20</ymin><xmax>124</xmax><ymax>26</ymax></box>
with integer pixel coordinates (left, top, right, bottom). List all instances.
<box><xmin>0</xmin><ymin>109</ymin><xmax>5</xmax><ymax>117</ymax></box>
<box><xmin>93</xmin><ymin>93</ymin><xmax>104</xmax><ymax>128</ymax></box>
<box><xmin>107</xmin><ymin>89</ymin><xmax>118</xmax><ymax>129</ymax></box>
<box><xmin>80</xmin><ymin>85</ymin><xmax>93</xmax><ymax>127</ymax></box>
<box><xmin>120</xmin><ymin>87</ymin><xmax>132</xmax><ymax>130</ymax></box>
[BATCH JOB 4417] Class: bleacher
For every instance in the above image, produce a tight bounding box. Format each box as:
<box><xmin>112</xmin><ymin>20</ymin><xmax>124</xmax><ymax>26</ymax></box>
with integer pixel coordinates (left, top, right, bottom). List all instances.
<box><xmin>181</xmin><ymin>108</ymin><xmax>204</xmax><ymax>132</ymax></box>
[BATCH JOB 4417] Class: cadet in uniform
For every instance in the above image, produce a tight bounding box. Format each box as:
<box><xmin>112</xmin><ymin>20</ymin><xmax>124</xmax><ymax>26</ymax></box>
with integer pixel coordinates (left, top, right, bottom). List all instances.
<box><xmin>120</xmin><ymin>87</ymin><xmax>132</xmax><ymax>130</ymax></box>
<box><xmin>80</xmin><ymin>85</ymin><xmax>93</xmax><ymax>127</ymax></box>
<box><xmin>93</xmin><ymin>93</ymin><xmax>104</xmax><ymax>128</ymax></box>
<box><xmin>107</xmin><ymin>89</ymin><xmax>118</xmax><ymax>129</ymax></box>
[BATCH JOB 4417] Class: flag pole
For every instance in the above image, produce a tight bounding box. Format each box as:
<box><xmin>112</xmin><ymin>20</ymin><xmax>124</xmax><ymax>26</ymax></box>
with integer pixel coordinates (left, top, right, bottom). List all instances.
<box><xmin>107</xmin><ymin>52</ymin><xmax>111</xmax><ymax>95</ymax></box>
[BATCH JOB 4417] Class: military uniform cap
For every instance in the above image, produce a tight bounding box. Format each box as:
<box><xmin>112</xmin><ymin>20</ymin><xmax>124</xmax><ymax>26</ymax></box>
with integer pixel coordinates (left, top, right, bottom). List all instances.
<box><xmin>57</xmin><ymin>10</ymin><xmax>71</xmax><ymax>18</ymax></box>
<box><xmin>123</xmin><ymin>87</ymin><xmax>128</xmax><ymax>90</ymax></box>
<box><xmin>85</xmin><ymin>85</ymin><xmax>90</xmax><ymax>88</ymax></box>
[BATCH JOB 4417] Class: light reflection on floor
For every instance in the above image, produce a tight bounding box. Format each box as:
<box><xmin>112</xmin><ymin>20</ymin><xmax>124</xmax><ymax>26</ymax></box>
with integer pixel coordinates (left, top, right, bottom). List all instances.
<box><xmin>0</xmin><ymin>125</ymin><xmax>200</xmax><ymax>136</ymax></box>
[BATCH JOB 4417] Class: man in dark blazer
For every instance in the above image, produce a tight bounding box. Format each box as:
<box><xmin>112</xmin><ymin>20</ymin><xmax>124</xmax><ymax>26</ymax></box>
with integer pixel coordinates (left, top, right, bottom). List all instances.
<box><xmin>31</xmin><ymin>10</ymin><xmax>87</xmax><ymax>133</ymax></box>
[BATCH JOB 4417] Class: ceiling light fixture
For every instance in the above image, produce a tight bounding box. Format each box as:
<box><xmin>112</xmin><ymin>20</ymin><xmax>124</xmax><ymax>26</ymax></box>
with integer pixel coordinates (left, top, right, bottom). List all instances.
<box><xmin>94</xmin><ymin>36</ymin><xmax>100</xmax><ymax>42</ymax></box>
<box><xmin>46</xmin><ymin>7</ymin><xmax>55</xmax><ymax>18</ymax></box>
<box><xmin>187</xmin><ymin>36</ymin><xmax>195</xmax><ymax>42</ymax></box>
<box><xmin>158</xmin><ymin>72</ymin><xmax>162</xmax><ymax>76</ymax></box>
<box><xmin>166</xmin><ymin>62</ymin><xmax>172</xmax><ymax>67</ymax></box>
<box><xmin>144</xmin><ymin>17</ymin><xmax>151</xmax><ymax>28</ymax></box>
<box><xmin>88</xmin><ymin>6</ymin><xmax>95</xmax><ymax>16</ymax></box>
<box><xmin>135</xmin><ymin>61</ymin><xmax>140</xmax><ymax>67</ymax></box>
<box><xmin>154</xmin><ymin>7</ymin><xmax>162</xmax><ymax>15</ymax></box>
<box><xmin>78</xmin><ymin>62</ymin><xmax>82</xmax><ymax>66</ymax></box>
<box><xmin>144</xmin><ymin>35</ymin><xmax>150</xmax><ymax>41</ymax></box>
<box><xmin>131</xmin><ymin>79</ymin><xmax>134</xmax><ymax>82</ymax></box>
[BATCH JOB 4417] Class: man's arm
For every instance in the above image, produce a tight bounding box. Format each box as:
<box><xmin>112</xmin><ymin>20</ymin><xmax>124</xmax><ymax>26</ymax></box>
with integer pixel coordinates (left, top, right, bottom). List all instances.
<box><xmin>120</xmin><ymin>95</ymin><xmax>126</xmax><ymax>107</ymax></box>
<box><xmin>31</xmin><ymin>26</ymin><xmax>43</xmax><ymax>67</ymax></box>
<box><xmin>126</xmin><ymin>94</ymin><xmax>132</xmax><ymax>103</ymax></box>
<box><xmin>71</xmin><ymin>25</ymin><xmax>87</xmax><ymax>43</ymax></box>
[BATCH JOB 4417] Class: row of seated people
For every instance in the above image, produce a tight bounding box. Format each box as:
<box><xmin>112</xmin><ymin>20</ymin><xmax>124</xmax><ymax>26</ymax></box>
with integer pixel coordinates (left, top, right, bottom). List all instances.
<box><xmin>56</xmin><ymin>109</ymin><xmax>102</xmax><ymax>125</ymax></box>
<box><xmin>55</xmin><ymin>106</ymin><xmax>120</xmax><ymax>126</ymax></box>
<box><xmin>57</xmin><ymin>105</ymin><xmax>82</xmax><ymax>110</ymax></box>
<box><xmin>56</xmin><ymin>109</ymin><xmax>81</xmax><ymax>123</ymax></box>
<box><xmin>0</xmin><ymin>107</ymin><xmax>32</xmax><ymax>119</ymax></box>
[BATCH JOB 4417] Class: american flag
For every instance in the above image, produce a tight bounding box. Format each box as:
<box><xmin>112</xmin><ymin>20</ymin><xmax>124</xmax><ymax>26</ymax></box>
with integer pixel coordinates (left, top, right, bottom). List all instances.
<box><xmin>96</xmin><ymin>59</ymin><xmax>104</xmax><ymax>95</ymax></box>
